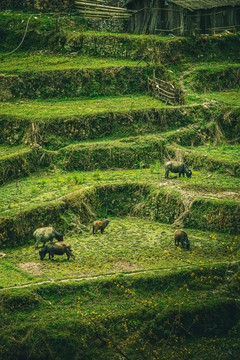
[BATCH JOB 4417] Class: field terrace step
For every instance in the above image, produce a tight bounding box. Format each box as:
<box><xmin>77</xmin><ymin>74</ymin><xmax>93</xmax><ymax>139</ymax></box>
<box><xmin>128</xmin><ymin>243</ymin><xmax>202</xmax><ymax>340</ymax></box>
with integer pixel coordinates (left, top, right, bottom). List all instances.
<box><xmin>0</xmin><ymin>267</ymin><xmax>239</xmax><ymax>360</ymax></box>
<box><xmin>0</xmin><ymin>144</ymin><xmax>53</xmax><ymax>185</ymax></box>
<box><xmin>1</xmin><ymin>13</ymin><xmax>240</xmax><ymax>63</ymax></box>
<box><xmin>0</xmin><ymin>180</ymin><xmax>239</xmax><ymax>248</ymax></box>
<box><xmin>0</xmin><ymin>219</ymin><xmax>239</xmax><ymax>287</ymax></box>
<box><xmin>0</xmin><ymin>53</ymin><xmax>167</xmax><ymax>100</ymax></box>
<box><xmin>0</xmin><ymin>98</ymin><xmax>209</xmax><ymax>146</ymax></box>
<box><xmin>56</xmin><ymin>126</ymin><xmax>205</xmax><ymax>171</ymax></box>
<box><xmin>167</xmin><ymin>144</ymin><xmax>240</xmax><ymax>177</ymax></box>
<box><xmin>0</xmin><ymin>125</ymin><xmax>201</xmax><ymax>184</ymax></box>
<box><xmin>1</xmin><ymin>164</ymin><xmax>239</xmax><ymax>219</ymax></box>
<box><xmin>184</xmin><ymin>63</ymin><xmax>240</xmax><ymax>92</ymax></box>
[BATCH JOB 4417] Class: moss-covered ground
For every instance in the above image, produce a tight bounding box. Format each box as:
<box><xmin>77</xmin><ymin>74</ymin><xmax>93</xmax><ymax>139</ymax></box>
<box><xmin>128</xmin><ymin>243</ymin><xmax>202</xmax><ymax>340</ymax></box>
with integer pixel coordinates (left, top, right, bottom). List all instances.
<box><xmin>0</xmin><ymin>10</ymin><xmax>239</xmax><ymax>359</ymax></box>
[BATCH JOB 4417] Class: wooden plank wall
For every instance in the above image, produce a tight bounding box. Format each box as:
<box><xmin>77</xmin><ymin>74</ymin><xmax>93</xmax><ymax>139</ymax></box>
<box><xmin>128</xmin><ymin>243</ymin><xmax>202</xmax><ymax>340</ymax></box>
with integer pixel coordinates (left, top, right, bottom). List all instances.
<box><xmin>127</xmin><ymin>0</ymin><xmax>240</xmax><ymax>35</ymax></box>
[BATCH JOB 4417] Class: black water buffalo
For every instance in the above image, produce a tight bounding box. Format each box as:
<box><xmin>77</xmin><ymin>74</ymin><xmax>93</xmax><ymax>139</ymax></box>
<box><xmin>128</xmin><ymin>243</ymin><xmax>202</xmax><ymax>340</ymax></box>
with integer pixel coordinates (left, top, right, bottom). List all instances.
<box><xmin>39</xmin><ymin>241</ymin><xmax>75</xmax><ymax>260</ymax></box>
<box><xmin>92</xmin><ymin>219</ymin><xmax>110</xmax><ymax>234</ymax></box>
<box><xmin>165</xmin><ymin>161</ymin><xmax>192</xmax><ymax>178</ymax></box>
<box><xmin>174</xmin><ymin>230</ymin><xmax>190</xmax><ymax>250</ymax></box>
<box><xmin>34</xmin><ymin>226</ymin><xmax>63</xmax><ymax>249</ymax></box>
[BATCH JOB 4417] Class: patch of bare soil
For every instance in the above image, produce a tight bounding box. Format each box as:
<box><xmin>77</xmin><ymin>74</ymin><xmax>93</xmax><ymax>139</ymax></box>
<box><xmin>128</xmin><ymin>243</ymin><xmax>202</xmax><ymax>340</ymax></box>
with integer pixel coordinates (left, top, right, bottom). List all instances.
<box><xmin>114</xmin><ymin>260</ymin><xmax>142</xmax><ymax>272</ymax></box>
<box><xmin>18</xmin><ymin>262</ymin><xmax>44</xmax><ymax>276</ymax></box>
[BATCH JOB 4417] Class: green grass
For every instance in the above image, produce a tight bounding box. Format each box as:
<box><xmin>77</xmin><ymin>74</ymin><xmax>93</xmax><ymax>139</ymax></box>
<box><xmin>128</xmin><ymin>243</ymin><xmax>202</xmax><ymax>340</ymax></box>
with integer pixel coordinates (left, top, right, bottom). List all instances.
<box><xmin>0</xmin><ymin>144</ymin><xmax>29</xmax><ymax>158</ymax></box>
<box><xmin>185</xmin><ymin>91</ymin><xmax>240</xmax><ymax>106</ymax></box>
<box><xmin>1</xmin><ymin>217</ymin><xmax>239</xmax><ymax>288</ymax></box>
<box><xmin>0</xmin><ymin>168</ymin><xmax>239</xmax><ymax>217</ymax></box>
<box><xmin>0</xmin><ymin>263</ymin><xmax>239</xmax><ymax>360</ymax></box>
<box><xmin>198</xmin><ymin>91</ymin><xmax>240</xmax><ymax>106</ymax></box>
<box><xmin>167</xmin><ymin>143</ymin><xmax>240</xmax><ymax>177</ymax></box>
<box><xmin>0</xmin><ymin>95</ymin><xmax>165</xmax><ymax>118</ymax></box>
<box><xmin>0</xmin><ymin>53</ymin><xmax>145</xmax><ymax>73</ymax></box>
<box><xmin>187</xmin><ymin>144</ymin><xmax>240</xmax><ymax>162</ymax></box>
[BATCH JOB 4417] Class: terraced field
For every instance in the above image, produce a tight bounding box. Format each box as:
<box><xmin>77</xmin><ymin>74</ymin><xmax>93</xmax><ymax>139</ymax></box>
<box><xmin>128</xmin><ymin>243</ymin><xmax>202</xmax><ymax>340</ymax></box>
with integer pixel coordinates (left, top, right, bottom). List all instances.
<box><xmin>0</xmin><ymin>11</ymin><xmax>240</xmax><ymax>360</ymax></box>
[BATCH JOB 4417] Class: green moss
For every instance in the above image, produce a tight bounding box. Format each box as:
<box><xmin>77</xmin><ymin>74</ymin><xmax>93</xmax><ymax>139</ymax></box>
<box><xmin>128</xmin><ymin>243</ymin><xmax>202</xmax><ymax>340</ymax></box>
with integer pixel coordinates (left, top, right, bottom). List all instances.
<box><xmin>185</xmin><ymin>197</ymin><xmax>240</xmax><ymax>234</ymax></box>
<box><xmin>186</xmin><ymin>64</ymin><xmax>240</xmax><ymax>92</ymax></box>
<box><xmin>0</xmin><ymin>65</ymin><xmax>167</xmax><ymax>100</ymax></box>
<box><xmin>0</xmin><ymin>147</ymin><xmax>53</xmax><ymax>185</ymax></box>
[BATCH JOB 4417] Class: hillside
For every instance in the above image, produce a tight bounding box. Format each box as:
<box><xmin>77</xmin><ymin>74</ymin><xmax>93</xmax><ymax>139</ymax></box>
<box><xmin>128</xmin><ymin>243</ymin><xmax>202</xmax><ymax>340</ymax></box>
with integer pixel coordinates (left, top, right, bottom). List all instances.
<box><xmin>0</xmin><ymin>11</ymin><xmax>240</xmax><ymax>360</ymax></box>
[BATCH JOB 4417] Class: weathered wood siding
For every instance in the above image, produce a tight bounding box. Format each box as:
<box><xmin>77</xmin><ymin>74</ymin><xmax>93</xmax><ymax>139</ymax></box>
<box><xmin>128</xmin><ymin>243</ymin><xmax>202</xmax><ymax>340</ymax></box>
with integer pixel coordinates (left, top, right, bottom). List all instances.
<box><xmin>127</xmin><ymin>0</ymin><xmax>240</xmax><ymax>35</ymax></box>
<box><xmin>128</xmin><ymin>0</ymin><xmax>182</xmax><ymax>34</ymax></box>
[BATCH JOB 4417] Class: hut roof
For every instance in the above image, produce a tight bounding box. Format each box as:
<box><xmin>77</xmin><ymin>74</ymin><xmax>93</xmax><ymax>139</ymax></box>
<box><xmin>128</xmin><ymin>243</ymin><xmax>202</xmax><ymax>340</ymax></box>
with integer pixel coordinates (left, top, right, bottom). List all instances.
<box><xmin>171</xmin><ymin>0</ymin><xmax>240</xmax><ymax>11</ymax></box>
<box><xmin>126</xmin><ymin>0</ymin><xmax>240</xmax><ymax>11</ymax></box>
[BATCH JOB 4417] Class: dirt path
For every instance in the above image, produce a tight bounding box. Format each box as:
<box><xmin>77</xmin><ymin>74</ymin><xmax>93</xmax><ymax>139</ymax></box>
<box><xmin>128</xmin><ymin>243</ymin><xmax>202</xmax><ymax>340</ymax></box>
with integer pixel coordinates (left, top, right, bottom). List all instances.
<box><xmin>0</xmin><ymin>260</ymin><xmax>236</xmax><ymax>291</ymax></box>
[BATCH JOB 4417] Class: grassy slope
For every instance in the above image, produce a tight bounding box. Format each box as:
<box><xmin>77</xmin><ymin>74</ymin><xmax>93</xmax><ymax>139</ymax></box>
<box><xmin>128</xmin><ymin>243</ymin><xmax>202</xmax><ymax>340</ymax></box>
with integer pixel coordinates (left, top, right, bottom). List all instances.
<box><xmin>0</xmin><ymin>16</ymin><xmax>240</xmax><ymax>359</ymax></box>
<box><xmin>0</xmin><ymin>95</ymin><xmax>165</xmax><ymax>117</ymax></box>
<box><xmin>0</xmin><ymin>53</ymin><xmax>144</xmax><ymax>73</ymax></box>
<box><xmin>1</xmin><ymin>218</ymin><xmax>239</xmax><ymax>287</ymax></box>
<box><xmin>0</xmin><ymin>263</ymin><xmax>239</xmax><ymax>359</ymax></box>
<box><xmin>0</xmin><ymin>168</ymin><xmax>240</xmax><ymax>217</ymax></box>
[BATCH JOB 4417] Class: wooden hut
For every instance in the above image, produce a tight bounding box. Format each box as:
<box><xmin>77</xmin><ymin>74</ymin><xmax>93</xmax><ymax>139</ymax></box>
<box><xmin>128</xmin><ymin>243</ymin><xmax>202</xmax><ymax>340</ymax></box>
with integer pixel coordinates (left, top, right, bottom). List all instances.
<box><xmin>125</xmin><ymin>0</ymin><xmax>240</xmax><ymax>35</ymax></box>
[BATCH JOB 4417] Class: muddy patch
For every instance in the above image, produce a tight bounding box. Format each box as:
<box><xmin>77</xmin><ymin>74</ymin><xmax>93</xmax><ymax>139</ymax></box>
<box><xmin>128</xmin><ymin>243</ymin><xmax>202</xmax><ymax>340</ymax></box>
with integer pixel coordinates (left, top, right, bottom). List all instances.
<box><xmin>18</xmin><ymin>262</ymin><xmax>44</xmax><ymax>276</ymax></box>
<box><xmin>114</xmin><ymin>260</ymin><xmax>142</xmax><ymax>272</ymax></box>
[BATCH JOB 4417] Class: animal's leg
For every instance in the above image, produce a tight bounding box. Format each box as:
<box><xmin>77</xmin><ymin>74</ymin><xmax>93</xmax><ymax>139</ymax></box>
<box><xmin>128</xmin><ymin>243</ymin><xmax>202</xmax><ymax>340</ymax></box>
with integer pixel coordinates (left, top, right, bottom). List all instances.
<box><xmin>165</xmin><ymin>170</ymin><xmax>169</xmax><ymax>178</ymax></box>
<box><xmin>101</xmin><ymin>229</ymin><xmax>104</xmax><ymax>233</ymax></box>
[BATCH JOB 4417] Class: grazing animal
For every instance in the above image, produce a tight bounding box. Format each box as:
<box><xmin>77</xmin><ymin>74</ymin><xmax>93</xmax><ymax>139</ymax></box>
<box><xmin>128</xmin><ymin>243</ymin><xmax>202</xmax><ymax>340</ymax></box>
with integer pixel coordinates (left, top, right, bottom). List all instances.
<box><xmin>34</xmin><ymin>226</ymin><xmax>63</xmax><ymax>249</ymax></box>
<box><xmin>92</xmin><ymin>219</ymin><xmax>110</xmax><ymax>234</ymax></box>
<box><xmin>174</xmin><ymin>230</ymin><xmax>190</xmax><ymax>250</ymax></box>
<box><xmin>165</xmin><ymin>161</ymin><xmax>192</xmax><ymax>178</ymax></box>
<box><xmin>39</xmin><ymin>241</ymin><xmax>75</xmax><ymax>260</ymax></box>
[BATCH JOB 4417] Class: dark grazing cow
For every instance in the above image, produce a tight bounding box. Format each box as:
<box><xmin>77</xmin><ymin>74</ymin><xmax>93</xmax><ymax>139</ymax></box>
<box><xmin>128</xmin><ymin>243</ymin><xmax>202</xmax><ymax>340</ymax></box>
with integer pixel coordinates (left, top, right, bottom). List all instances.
<box><xmin>174</xmin><ymin>230</ymin><xmax>190</xmax><ymax>250</ymax></box>
<box><xmin>165</xmin><ymin>161</ymin><xmax>192</xmax><ymax>178</ymax></box>
<box><xmin>39</xmin><ymin>241</ymin><xmax>75</xmax><ymax>260</ymax></box>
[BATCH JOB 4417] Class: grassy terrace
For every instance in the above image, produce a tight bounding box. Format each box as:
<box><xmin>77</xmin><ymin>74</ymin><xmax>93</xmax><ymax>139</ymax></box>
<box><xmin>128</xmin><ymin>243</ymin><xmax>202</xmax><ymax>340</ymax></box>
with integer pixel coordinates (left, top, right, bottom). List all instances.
<box><xmin>0</xmin><ymin>14</ymin><xmax>240</xmax><ymax>358</ymax></box>
<box><xmin>0</xmin><ymin>144</ymin><xmax>29</xmax><ymax>157</ymax></box>
<box><xmin>0</xmin><ymin>218</ymin><xmax>239</xmax><ymax>287</ymax></box>
<box><xmin>0</xmin><ymin>95</ymin><xmax>165</xmax><ymax>117</ymax></box>
<box><xmin>196</xmin><ymin>91</ymin><xmax>240</xmax><ymax>106</ymax></box>
<box><xmin>1</xmin><ymin>264</ymin><xmax>238</xmax><ymax>360</ymax></box>
<box><xmin>0</xmin><ymin>168</ymin><xmax>239</xmax><ymax>217</ymax></box>
<box><xmin>167</xmin><ymin>144</ymin><xmax>240</xmax><ymax>176</ymax></box>
<box><xmin>0</xmin><ymin>93</ymin><xmax>239</xmax><ymax>121</ymax></box>
<box><xmin>0</xmin><ymin>53</ymin><xmax>144</xmax><ymax>73</ymax></box>
<box><xmin>186</xmin><ymin>144</ymin><xmax>240</xmax><ymax>162</ymax></box>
